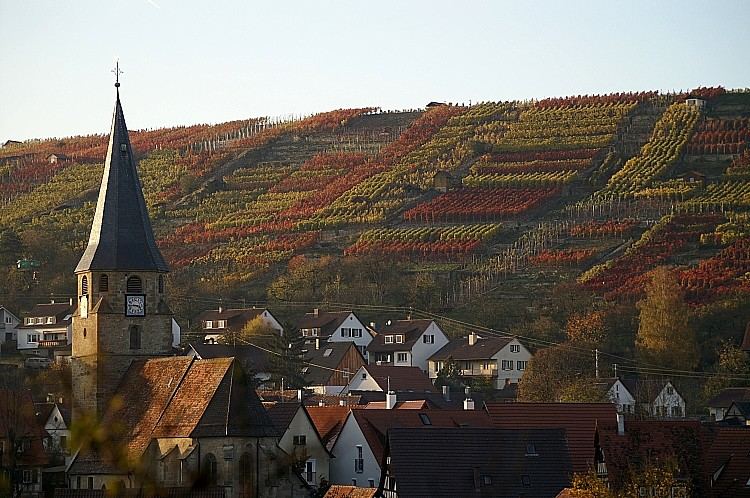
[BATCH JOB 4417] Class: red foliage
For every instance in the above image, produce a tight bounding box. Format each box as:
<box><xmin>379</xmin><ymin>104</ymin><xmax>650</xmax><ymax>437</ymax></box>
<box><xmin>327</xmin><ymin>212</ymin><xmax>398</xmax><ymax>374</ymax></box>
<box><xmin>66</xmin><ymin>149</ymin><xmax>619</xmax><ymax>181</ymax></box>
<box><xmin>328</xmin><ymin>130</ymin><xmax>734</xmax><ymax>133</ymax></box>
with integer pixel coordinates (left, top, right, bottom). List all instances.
<box><xmin>344</xmin><ymin>240</ymin><xmax>481</xmax><ymax>260</ymax></box>
<box><xmin>534</xmin><ymin>91</ymin><xmax>655</xmax><ymax>109</ymax></box>
<box><xmin>529</xmin><ymin>249</ymin><xmax>596</xmax><ymax>266</ymax></box>
<box><xmin>569</xmin><ymin>220</ymin><xmax>638</xmax><ymax>237</ymax></box>
<box><xmin>403</xmin><ymin>187</ymin><xmax>560</xmax><ymax>222</ymax></box>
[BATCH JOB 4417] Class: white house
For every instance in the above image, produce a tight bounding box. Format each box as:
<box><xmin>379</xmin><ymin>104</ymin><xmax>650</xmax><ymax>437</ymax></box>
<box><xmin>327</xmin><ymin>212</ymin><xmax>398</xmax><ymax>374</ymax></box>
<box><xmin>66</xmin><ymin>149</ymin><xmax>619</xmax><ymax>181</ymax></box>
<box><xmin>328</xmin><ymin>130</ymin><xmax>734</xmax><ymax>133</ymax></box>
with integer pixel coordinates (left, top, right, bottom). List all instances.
<box><xmin>17</xmin><ymin>302</ymin><xmax>73</xmax><ymax>356</ymax></box>
<box><xmin>707</xmin><ymin>387</ymin><xmax>750</xmax><ymax>422</ymax></box>
<box><xmin>593</xmin><ymin>378</ymin><xmax>637</xmax><ymax>414</ymax></box>
<box><xmin>344</xmin><ymin>365</ymin><xmax>437</xmax><ymax>394</ymax></box>
<box><xmin>428</xmin><ymin>333</ymin><xmax>532</xmax><ymax>389</ymax></box>
<box><xmin>36</xmin><ymin>400</ymin><xmax>72</xmax><ymax>466</ymax></box>
<box><xmin>367</xmin><ymin>319</ymin><xmax>449</xmax><ymax>372</ymax></box>
<box><xmin>296</xmin><ymin>310</ymin><xmax>374</xmax><ymax>356</ymax></box>
<box><xmin>329</xmin><ymin>409</ymin><xmax>492</xmax><ymax>487</ymax></box>
<box><xmin>195</xmin><ymin>307</ymin><xmax>283</xmax><ymax>344</ymax></box>
<box><xmin>622</xmin><ymin>379</ymin><xmax>686</xmax><ymax>418</ymax></box>
<box><xmin>0</xmin><ymin>305</ymin><xmax>20</xmax><ymax>345</ymax></box>
<box><xmin>265</xmin><ymin>402</ymin><xmax>332</xmax><ymax>489</ymax></box>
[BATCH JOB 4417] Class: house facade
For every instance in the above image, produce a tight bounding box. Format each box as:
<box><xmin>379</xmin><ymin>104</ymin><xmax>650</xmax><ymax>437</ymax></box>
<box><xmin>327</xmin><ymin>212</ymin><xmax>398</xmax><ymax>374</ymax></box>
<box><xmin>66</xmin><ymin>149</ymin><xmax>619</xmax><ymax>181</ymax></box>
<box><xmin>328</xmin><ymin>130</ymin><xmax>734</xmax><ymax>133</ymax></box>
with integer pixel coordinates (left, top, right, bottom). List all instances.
<box><xmin>623</xmin><ymin>379</ymin><xmax>686</xmax><ymax>418</ymax></box>
<box><xmin>344</xmin><ymin>365</ymin><xmax>437</xmax><ymax>394</ymax></box>
<box><xmin>17</xmin><ymin>302</ymin><xmax>73</xmax><ymax>356</ymax></box>
<box><xmin>594</xmin><ymin>378</ymin><xmax>637</xmax><ymax>414</ymax></box>
<box><xmin>266</xmin><ymin>402</ymin><xmax>332</xmax><ymax>489</ymax></box>
<box><xmin>367</xmin><ymin>319</ymin><xmax>448</xmax><ymax>372</ymax></box>
<box><xmin>196</xmin><ymin>307</ymin><xmax>284</xmax><ymax>344</ymax></box>
<box><xmin>297</xmin><ymin>310</ymin><xmax>374</xmax><ymax>356</ymax></box>
<box><xmin>428</xmin><ymin>333</ymin><xmax>531</xmax><ymax>389</ymax></box>
<box><xmin>1</xmin><ymin>306</ymin><xmax>20</xmax><ymax>345</ymax></box>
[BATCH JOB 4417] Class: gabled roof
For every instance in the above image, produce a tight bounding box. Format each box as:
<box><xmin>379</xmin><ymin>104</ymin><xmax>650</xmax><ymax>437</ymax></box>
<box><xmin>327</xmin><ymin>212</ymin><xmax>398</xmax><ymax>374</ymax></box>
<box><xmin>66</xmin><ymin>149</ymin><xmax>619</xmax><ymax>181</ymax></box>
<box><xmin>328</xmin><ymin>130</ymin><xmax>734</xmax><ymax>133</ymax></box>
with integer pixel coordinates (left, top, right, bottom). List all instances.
<box><xmin>296</xmin><ymin>310</ymin><xmax>357</xmax><ymax>338</ymax></box>
<box><xmin>306</xmin><ymin>405</ymin><xmax>351</xmax><ymax>450</ymax></box>
<box><xmin>75</xmin><ymin>90</ymin><xmax>168</xmax><ymax>273</ymax></box>
<box><xmin>265</xmin><ymin>402</ymin><xmax>302</xmax><ymax>433</ymax></box>
<box><xmin>728</xmin><ymin>401</ymin><xmax>750</xmax><ymax>418</ymax></box>
<box><xmin>188</xmin><ymin>342</ymin><xmax>271</xmax><ymax>373</ymax></box>
<box><xmin>0</xmin><ymin>390</ymin><xmax>49</xmax><ymax>467</ymax></box>
<box><xmin>18</xmin><ymin>302</ymin><xmax>73</xmax><ymax>328</ymax></box>
<box><xmin>348</xmin><ymin>408</ymin><xmax>493</xmax><ymax>464</ymax></box>
<box><xmin>599</xmin><ymin>420</ymin><xmax>708</xmax><ymax>493</ymax></box>
<box><xmin>303</xmin><ymin>342</ymin><xmax>365</xmax><ymax>386</ymax></box>
<box><xmin>704</xmin><ymin>426</ymin><xmax>750</xmax><ymax>497</ymax></box>
<box><xmin>0</xmin><ymin>305</ymin><xmax>19</xmax><ymax>322</ymax></box>
<box><xmin>353</xmin><ymin>365</ymin><xmax>437</xmax><ymax>393</ymax></box>
<box><xmin>741</xmin><ymin>322</ymin><xmax>750</xmax><ymax>352</ymax></box>
<box><xmin>367</xmin><ymin>319</ymin><xmax>434</xmax><ymax>353</ymax></box>
<box><xmin>69</xmin><ymin>357</ymin><xmax>276</xmax><ymax>474</ymax></box>
<box><xmin>195</xmin><ymin>307</ymin><xmax>279</xmax><ymax>332</ymax></box>
<box><xmin>384</xmin><ymin>427</ymin><xmax>571</xmax><ymax>498</ymax></box>
<box><xmin>429</xmin><ymin>335</ymin><xmax>514</xmax><ymax>361</ymax></box>
<box><xmin>707</xmin><ymin>387</ymin><xmax>750</xmax><ymax>409</ymax></box>
<box><xmin>620</xmin><ymin>378</ymin><xmax>676</xmax><ymax>404</ymax></box>
<box><xmin>484</xmin><ymin>402</ymin><xmax>617</xmax><ymax>474</ymax></box>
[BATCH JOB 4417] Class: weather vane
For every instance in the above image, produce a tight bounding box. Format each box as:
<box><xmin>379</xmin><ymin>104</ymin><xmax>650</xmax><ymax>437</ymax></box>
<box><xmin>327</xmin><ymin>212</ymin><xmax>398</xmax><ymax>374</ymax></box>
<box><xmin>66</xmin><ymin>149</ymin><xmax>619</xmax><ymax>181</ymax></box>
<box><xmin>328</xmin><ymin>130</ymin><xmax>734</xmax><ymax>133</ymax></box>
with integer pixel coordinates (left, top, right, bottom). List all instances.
<box><xmin>112</xmin><ymin>60</ymin><xmax>123</xmax><ymax>88</ymax></box>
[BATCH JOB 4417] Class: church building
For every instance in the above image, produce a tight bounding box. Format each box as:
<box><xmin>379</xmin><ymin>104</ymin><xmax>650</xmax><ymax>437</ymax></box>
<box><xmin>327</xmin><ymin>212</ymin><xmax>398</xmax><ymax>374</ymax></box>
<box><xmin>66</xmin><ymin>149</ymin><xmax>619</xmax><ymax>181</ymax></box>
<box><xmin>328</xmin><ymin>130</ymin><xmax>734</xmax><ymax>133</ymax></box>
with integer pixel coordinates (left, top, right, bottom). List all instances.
<box><xmin>66</xmin><ymin>76</ymin><xmax>304</xmax><ymax>497</ymax></box>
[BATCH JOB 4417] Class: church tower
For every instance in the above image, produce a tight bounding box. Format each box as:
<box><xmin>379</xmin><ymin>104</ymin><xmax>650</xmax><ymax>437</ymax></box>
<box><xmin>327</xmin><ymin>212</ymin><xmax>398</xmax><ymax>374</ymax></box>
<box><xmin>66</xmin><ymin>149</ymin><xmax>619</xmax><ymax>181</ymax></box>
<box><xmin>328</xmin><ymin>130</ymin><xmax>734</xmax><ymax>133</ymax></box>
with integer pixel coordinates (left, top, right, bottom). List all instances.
<box><xmin>72</xmin><ymin>74</ymin><xmax>173</xmax><ymax>421</ymax></box>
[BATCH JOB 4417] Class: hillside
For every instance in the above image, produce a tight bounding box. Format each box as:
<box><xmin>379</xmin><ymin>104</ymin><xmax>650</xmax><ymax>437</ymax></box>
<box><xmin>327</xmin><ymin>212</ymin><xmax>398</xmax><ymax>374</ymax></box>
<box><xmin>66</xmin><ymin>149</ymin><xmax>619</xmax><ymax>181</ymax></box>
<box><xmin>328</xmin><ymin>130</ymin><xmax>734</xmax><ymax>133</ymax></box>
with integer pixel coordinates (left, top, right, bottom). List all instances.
<box><xmin>2</xmin><ymin>87</ymin><xmax>750</xmax><ymax>364</ymax></box>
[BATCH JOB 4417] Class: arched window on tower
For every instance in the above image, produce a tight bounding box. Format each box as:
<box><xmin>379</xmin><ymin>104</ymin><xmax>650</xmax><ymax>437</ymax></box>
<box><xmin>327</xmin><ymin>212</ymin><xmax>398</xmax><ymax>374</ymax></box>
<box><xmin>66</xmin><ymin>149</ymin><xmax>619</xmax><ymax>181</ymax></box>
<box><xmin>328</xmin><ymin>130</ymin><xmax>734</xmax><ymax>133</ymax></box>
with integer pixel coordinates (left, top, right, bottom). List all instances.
<box><xmin>99</xmin><ymin>274</ymin><xmax>109</xmax><ymax>292</ymax></box>
<box><xmin>129</xmin><ymin>325</ymin><xmax>141</xmax><ymax>349</ymax></box>
<box><xmin>158</xmin><ymin>275</ymin><xmax>164</xmax><ymax>294</ymax></box>
<box><xmin>81</xmin><ymin>276</ymin><xmax>88</xmax><ymax>295</ymax></box>
<box><xmin>202</xmin><ymin>453</ymin><xmax>218</xmax><ymax>486</ymax></box>
<box><xmin>126</xmin><ymin>276</ymin><xmax>142</xmax><ymax>294</ymax></box>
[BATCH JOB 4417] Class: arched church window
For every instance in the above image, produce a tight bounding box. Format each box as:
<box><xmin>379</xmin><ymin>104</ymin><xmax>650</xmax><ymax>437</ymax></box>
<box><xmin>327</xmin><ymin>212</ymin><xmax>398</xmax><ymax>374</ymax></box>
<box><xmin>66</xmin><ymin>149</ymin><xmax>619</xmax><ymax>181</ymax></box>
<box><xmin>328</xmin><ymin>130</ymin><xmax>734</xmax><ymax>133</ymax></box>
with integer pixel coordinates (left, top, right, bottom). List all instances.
<box><xmin>99</xmin><ymin>274</ymin><xmax>109</xmax><ymax>292</ymax></box>
<box><xmin>129</xmin><ymin>325</ymin><xmax>141</xmax><ymax>349</ymax></box>
<box><xmin>203</xmin><ymin>453</ymin><xmax>218</xmax><ymax>486</ymax></box>
<box><xmin>158</xmin><ymin>275</ymin><xmax>164</xmax><ymax>294</ymax></box>
<box><xmin>81</xmin><ymin>276</ymin><xmax>88</xmax><ymax>295</ymax></box>
<box><xmin>239</xmin><ymin>452</ymin><xmax>254</xmax><ymax>496</ymax></box>
<box><xmin>126</xmin><ymin>276</ymin><xmax>142</xmax><ymax>294</ymax></box>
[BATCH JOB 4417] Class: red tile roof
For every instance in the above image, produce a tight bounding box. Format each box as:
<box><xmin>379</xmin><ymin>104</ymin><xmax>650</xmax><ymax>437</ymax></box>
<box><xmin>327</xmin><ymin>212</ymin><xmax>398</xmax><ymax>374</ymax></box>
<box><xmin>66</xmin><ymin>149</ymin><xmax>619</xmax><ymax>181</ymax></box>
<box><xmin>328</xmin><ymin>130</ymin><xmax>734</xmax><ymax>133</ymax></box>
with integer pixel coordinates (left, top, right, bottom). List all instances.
<box><xmin>704</xmin><ymin>426</ymin><xmax>750</xmax><ymax>497</ymax></box>
<box><xmin>322</xmin><ymin>486</ymin><xmax>377</xmax><ymax>498</ymax></box>
<box><xmin>356</xmin><ymin>365</ymin><xmax>437</xmax><ymax>393</ymax></box>
<box><xmin>349</xmin><ymin>408</ymin><xmax>493</xmax><ymax>463</ymax></box>
<box><xmin>307</xmin><ymin>406</ymin><xmax>351</xmax><ymax>449</ymax></box>
<box><xmin>484</xmin><ymin>402</ymin><xmax>617</xmax><ymax>474</ymax></box>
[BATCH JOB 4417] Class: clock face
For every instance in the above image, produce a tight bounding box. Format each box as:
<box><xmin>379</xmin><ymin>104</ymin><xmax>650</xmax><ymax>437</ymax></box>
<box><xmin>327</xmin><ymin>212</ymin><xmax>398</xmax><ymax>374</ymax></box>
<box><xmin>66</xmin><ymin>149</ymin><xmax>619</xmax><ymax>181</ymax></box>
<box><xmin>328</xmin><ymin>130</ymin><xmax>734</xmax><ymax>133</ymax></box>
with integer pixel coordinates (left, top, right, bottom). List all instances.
<box><xmin>125</xmin><ymin>295</ymin><xmax>145</xmax><ymax>317</ymax></box>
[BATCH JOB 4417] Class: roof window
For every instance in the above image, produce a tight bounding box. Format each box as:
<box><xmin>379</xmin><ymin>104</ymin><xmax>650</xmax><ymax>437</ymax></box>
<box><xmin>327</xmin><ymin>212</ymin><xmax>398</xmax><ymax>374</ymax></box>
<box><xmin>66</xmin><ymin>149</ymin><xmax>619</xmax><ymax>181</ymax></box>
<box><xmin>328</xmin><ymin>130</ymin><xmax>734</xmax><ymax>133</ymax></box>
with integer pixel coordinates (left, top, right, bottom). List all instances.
<box><xmin>418</xmin><ymin>413</ymin><xmax>431</xmax><ymax>426</ymax></box>
<box><xmin>323</xmin><ymin>349</ymin><xmax>333</xmax><ymax>357</ymax></box>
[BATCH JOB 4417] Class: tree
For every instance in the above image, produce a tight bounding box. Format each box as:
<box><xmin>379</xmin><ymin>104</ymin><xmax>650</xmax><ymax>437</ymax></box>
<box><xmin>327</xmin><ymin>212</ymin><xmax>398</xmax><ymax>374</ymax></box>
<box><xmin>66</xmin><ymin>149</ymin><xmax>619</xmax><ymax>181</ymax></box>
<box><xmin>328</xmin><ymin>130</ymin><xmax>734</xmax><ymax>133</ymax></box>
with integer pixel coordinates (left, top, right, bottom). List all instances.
<box><xmin>702</xmin><ymin>340</ymin><xmax>750</xmax><ymax>402</ymax></box>
<box><xmin>517</xmin><ymin>344</ymin><xmax>595</xmax><ymax>402</ymax></box>
<box><xmin>0</xmin><ymin>229</ymin><xmax>23</xmax><ymax>267</ymax></box>
<box><xmin>219</xmin><ymin>315</ymin><xmax>279</xmax><ymax>347</ymax></box>
<box><xmin>434</xmin><ymin>359</ymin><xmax>464</xmax><ymax>391</ymax></box>
<box><xmin>269</xmin><ymin>256</ymin><xmax>335</xmax><ymax>302</ymax></box>
<box><xmin>566</xmin><ymin>310</ymin><xmax>608</xmax><ymax>346</ymax></box>
<box><xmin>636</xmin><ymin>267</ymin><xmax>699</xmax><ymax>370</ymax></box>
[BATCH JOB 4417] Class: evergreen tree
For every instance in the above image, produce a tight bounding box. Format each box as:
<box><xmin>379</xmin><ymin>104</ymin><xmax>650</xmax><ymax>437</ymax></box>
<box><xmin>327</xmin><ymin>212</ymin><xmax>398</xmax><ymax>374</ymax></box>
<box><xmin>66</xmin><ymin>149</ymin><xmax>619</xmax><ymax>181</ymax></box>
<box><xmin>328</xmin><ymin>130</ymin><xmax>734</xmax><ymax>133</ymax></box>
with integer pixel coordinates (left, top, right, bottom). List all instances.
<box><xmin>636</xmin><ymin>266</ymin><xmax>699</xmax><ymax>370</ymax></box>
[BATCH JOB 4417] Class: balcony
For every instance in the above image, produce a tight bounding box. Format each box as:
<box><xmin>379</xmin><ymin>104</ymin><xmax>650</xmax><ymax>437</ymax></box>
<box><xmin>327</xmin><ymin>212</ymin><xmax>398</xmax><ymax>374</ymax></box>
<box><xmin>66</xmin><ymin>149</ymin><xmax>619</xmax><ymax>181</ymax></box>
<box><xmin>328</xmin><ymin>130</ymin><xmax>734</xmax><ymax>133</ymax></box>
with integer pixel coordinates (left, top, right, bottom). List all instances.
<box><xmin>459</xmin><ymin>366</ymin><xmax>497</xmax><ymax>377</ymax></box>
<box><xmin>38</xmin><ymin>339</ymin><xmax>67</xmax><ymax>348</ymax></box>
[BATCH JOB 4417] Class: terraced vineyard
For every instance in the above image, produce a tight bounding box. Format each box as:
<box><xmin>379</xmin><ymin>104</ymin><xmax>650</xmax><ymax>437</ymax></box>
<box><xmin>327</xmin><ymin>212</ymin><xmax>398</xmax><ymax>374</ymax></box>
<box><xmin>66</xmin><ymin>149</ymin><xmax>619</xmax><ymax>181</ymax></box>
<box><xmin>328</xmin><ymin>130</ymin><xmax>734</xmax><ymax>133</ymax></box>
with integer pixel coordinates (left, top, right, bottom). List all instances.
<box><xmin>3</xmin><ymin>86</ymin><xmax>750</xmax><ymax>317</ymax></box>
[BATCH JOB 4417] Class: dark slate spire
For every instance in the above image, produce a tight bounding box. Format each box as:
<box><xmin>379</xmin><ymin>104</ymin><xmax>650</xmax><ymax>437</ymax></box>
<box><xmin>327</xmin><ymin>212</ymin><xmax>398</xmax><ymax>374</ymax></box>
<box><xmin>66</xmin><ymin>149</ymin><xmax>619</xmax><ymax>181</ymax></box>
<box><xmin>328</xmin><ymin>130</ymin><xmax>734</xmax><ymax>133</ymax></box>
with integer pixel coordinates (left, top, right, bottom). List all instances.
<box><xmin>75</xmin><ymin>86</ymin><xmax>169</xmax><ymax>273</ymax></box>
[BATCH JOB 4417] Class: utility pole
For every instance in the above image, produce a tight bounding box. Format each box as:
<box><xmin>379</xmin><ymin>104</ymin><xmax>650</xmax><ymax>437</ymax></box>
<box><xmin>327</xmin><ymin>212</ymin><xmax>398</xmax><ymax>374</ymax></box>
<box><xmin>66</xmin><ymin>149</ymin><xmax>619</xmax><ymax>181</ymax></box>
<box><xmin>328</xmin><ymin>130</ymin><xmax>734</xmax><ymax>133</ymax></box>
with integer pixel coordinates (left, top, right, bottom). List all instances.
<box><xmin>613</xmin><ymin>363</ymin><xmax>618</xmax><ymax>378</ymax></box>
<box><xmin>595</xmin><ymin>349</ymin><xmax>600</xmax><ymax>379</ymax></box>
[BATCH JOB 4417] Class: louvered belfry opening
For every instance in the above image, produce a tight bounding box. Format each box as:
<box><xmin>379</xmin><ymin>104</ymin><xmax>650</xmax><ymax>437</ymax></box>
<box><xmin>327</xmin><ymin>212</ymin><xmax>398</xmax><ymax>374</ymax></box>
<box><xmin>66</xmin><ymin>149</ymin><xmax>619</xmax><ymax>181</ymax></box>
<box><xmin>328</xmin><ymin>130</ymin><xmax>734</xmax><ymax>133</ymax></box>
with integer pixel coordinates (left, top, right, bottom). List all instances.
<box><xmin>126</xmin><ymin>276</ymin><xmax>143</xmax><ymax>294</ymax></box>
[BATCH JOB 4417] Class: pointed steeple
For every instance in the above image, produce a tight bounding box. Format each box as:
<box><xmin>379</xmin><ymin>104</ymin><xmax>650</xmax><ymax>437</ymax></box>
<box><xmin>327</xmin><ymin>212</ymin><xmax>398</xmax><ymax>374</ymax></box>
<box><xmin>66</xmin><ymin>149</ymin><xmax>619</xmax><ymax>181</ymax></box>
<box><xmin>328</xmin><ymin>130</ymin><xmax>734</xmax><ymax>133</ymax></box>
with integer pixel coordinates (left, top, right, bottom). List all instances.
<box><xmin>75</xmin><ymin>86</ymin><xmax>169</xmax><ymax>273</ymax></box>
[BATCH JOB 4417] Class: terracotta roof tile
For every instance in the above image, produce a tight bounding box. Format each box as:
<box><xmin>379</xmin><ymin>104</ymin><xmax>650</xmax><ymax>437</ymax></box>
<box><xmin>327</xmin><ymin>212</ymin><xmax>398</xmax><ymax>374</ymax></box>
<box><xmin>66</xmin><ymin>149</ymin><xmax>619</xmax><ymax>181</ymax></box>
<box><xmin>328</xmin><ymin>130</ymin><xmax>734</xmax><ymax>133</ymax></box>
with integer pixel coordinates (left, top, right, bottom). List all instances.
<box><xmin>265</xmin><ymin>402</ymin><xmax>302</xmax><ymax>433</ymax></box>
<box><xmin>704</xmin><ymin>426</ymin><xmax>750</xmax><ymax>497</ymax></box>
<box><xmin>350</xmin><ymin>408</ymin><xmax>493</xmax><ymax>463</ymax></box>
<box><xmin>307</xmin><ymin>405</ymin><xmax>351</xmax><ymax>450</ymax></box>
<box><xmin>322</xmin><ymin>486</ymin><xmax>377</xmax><ymax>498</ymax></box>
<box><xmin>485</xmin><ymin>402</ymin><xmax>617</xmax><ymax>474</ymax></box>
<box><xmin>355</xmin><ymin>365</ymin><xmax>436</xmax><ymax>393</ymax></box>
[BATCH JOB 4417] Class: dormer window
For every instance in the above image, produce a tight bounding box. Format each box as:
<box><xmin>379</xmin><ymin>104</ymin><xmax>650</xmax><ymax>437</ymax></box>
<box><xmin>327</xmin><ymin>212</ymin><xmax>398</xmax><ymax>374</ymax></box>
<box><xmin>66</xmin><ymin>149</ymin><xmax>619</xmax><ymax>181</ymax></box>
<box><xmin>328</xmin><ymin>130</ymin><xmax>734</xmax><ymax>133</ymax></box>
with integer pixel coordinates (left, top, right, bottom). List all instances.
<box><xmin>385</xmin><ymin>335</ymin><xmax>394</xmax><ymax>344</ymax></box>
<box><xmin>46</xmin><ymin>317</ymin><xmax>54</xmax><ymax>324</ymax></box>
<box><xmin>217</xmin><ymin>320</ymin><xmax>226</xmax><ymax>328</ymax></box>
<box><xmin>395</xmin><ymin>335</ymin><xmax>404</xmax><ymax>344</ymax></box>
<box><xmin>205</xmin><ymin>321</ymin><xmax>213</xmax><ymax>329</ymax></box>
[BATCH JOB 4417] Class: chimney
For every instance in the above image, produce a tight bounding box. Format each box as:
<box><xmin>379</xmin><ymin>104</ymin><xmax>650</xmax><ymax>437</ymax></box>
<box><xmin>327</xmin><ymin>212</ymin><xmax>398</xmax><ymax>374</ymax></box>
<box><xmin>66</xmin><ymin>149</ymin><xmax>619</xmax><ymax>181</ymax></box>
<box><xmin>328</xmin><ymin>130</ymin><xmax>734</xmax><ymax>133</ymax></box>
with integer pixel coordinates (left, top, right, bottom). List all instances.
<box><xmin>617</xmin><ymin>413</ymin><xmax>625</xmax><ymax>436</ymax></box>
<box><xmin>468</xmin><ymin>332</ymin><xmax>477</xmax><ymax>346</ymax></box>
<box><xmin>386</xmin><ymin>319</ymin><xmax>392</xmax><ymax>326</ymax></box>
<box><xmin>315</xmin><ymin>338</ymin><xmax>320</xmax><ymax>350</ymax></box>
<box><xmin>339</xmin><ymin>399</ymin><xmax>346</xmax><ymax>406</ymax></box>
<box><xmin>218</xmin><ymin>306</ymin><xmax>223</xmax><ymax>314</ymax></box>
<box><xmin>297</xmin><ymin>389</ymin><xmax>303</xmax><ymax>402</ymax></box>
<box><xmin>386</xmin><ymin>391</ymin><xmax>397</xmax><ymax>410</ymax></box>
<box><xmin>406</xmin><ymin>312</ymin><xmax>411</xmax><ymax>321</ymax></box>
<box><xmin>313</xmin><ymin>308</ymin><xmax>319</xmax><ymax>316</ymax></box>
<box><xmin>370</xmin><ymin>322</ymin><xmax>376</xmax><ymax>329</ymax></box>
<box><xmin>442</xmin><ymin>385</ymin><xmax>451</xmax><ymax>402</ymax></box>
<box><xmin>464</xmin><ymin>387</ymin><xmax>474</xmax><ymax>410</ymax></box>
<box><xmin>46</xmin><ymin>393</ymin><xmax>54</xmax><ymax>403</ymax></box>
<box><xmin>319</xmin><ymin>400</ymin><xmax>325</xmax><ymax>407</ymax></box>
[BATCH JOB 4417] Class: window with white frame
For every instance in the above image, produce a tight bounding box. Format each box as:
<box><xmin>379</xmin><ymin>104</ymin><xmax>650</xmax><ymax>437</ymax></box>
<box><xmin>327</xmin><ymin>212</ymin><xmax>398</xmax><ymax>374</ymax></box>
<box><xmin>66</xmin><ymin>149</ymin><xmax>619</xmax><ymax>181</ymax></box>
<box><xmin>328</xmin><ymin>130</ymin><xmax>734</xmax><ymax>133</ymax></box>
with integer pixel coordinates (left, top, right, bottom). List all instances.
<box><xmin>5</xmin><ymin>316</ymin><xmax>12</xmax><ymax>324</ymax></box>
<box><xmin>305</xmin><ymin>459</ymin><xmax>316</xmax><ymax>484</ymax></box>
<box><xmin>384</xmin><ymin>335</ymin><xmax>393</xmax><ymax>344</ymax></box>
<box><xmin>293</xmin><ymin>435</ymin><xmax>306</xmax><ymax>446</ymax></box>
<box><xmin>28</xmin><ymin>333</ymin><xmax>39</xmax><ymax>343</ymax></box>
<box><xmin>395</xmin><ymin>335</ymin><xmax>404</xmax><ymax>344</ymax></box>
<box><xmin>36</xmin><ymin>317</ymin><xmax>44</xmax><ymax>324</ymax></box>
<box><xmin>355</xmin><ymin>446</ymin><xmax>364</xmax><ymax>473</ymax></box>
<box><xmin>396</xmin><ymin>353</ymin><xmax>408</xmax><ymax>363</ymax></box>
<box><xmin>517</xmin><ymin>361</ymin><xmax>527</xmax><ymax>370</ymax></box>
<box><xmin>481</xmin><ymin>361</ymin><xmax>492</xmax><ymax>370</ymax></box>
<box><xmin>423</xmin><ymin>334</ymin><xmax>434</xmax><ymax>344</ymax></box>
<box><xmin>501</xmin><ymin>360</ymin><xmax>513</xmax><ymax>370</ymax></box>
<box><xmin>510</xmin><ymin>344</ymin><xmax>520</xmax><ymax>353</ymax></box>
<box><xmin>25</xmin><ymin>318</ymin><xmax>32</xmax><ymax>325</ymax></box>
<box><xmin>205</xmin><ymin>320</ymin><xmax>213</xmax><ymax>329</ymax></box>
<box><xmin>46</xmin><ymin>317</ymin><xmax>54</xmax><ymax>324</ymax></box>
<box><xmin>352</xmin><ymin>328</ymin><xmax>362</xmax><ymax>338</ymax></box>
<box><xmin>217</xmin><ymin>320</ymin><xmax>226</xmax><ymax>328</ymax></box>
